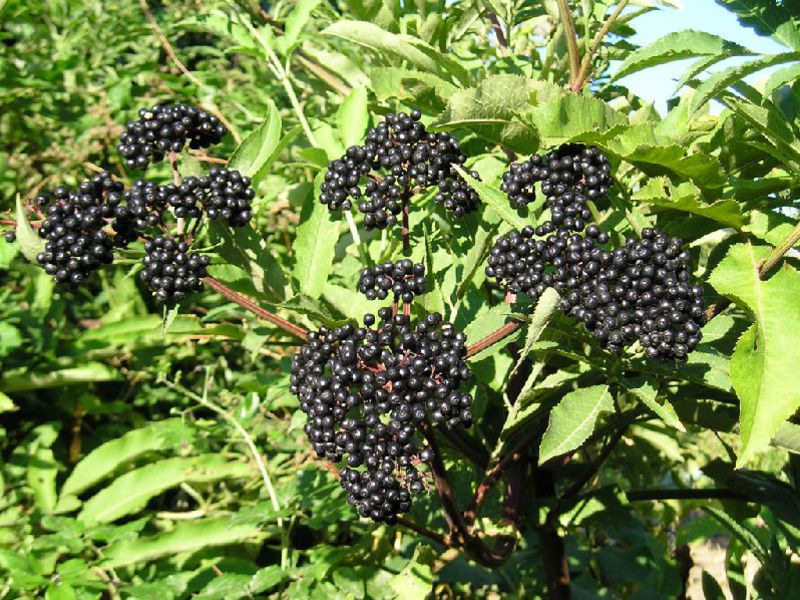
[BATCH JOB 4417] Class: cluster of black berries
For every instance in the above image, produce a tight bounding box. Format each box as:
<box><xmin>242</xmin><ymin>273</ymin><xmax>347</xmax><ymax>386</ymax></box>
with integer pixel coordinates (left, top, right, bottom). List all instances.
<box><xmin>140</xmin><ymin>235</ymin><xmax>209</xmax><ymax>304</ymax></box>
<box><xmin>34</xmin><ymin>174</ymin><xmax>120</xmax><ymax>286</ymax></box>
<box><xmin>487</xmin><ymin>144</ymin><xmax>705</xmax><ymax>361</ymax></box>
<box><xmin>502</xmin><ymin>144</ymin><xmax>611</xmax><ymax>212</ymax></box>
<box><xmin>319</xmin><ymin>110</ymin><xmax>480</xmax><ymax>230</ymax></box>
<box><xmin>357</xmin><ymin>260</ymin><xmax>426</xmax><ymax>303</ymax></box>
<box><xmin>290</xmin><ymin>309</ymin><xmax>473</xmax><ymax>523</ymax></box>
<box><xmin>118</xmin><ymin>104</ymin><xmax>226</xmax><ymax>170</ymax></box>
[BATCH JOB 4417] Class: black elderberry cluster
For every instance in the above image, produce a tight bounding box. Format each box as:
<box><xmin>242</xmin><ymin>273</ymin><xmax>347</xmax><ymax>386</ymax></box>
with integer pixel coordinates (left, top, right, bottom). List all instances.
<box><xmin>202</xmin><ymin>167</ymin><xmax>255</xmax><ymax>226</ymax></box>
<box><xmin>35</xmin><ymin>174</ymin><xmax>120</xmax><ymax>286</ymax></box>
<box><xmin>118</xmin><ymin>104</ymin><xmax>226</xmax><ymax>170</ymax></box>
<box><xmin>319</xmin><ymin>109</ymin><xmax>480</xmax><ymax>229</ymax></box>
<box><xmin>501</xmin><ymin>145</ymin><xmax>611</xmax><ymax>218</ymax></box>
<box><xmin>357</xmin><ymin>260</ymin><xmax>426</xmax><ymax>303</ymax></box>
<box><xmin>140</xmin><ymin>235</ymin><xmax>209</xmax><ymax>304</ymax></box>
<box><xmin>487</xmin><ymin>144</ymin><xmax>705</xmax><ymax>361</ymax></box>
<box><xmin>291</xmin><ymin>309</ymin><xmax>473</xmax><ymax>523</ymax></box>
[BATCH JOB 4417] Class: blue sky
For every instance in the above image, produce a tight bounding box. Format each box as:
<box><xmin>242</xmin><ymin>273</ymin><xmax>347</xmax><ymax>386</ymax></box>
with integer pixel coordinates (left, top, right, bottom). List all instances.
<box><xmin>616</xmin><ymin>0</ymin><xmax>785</xmax><ymax>113</ymax></box>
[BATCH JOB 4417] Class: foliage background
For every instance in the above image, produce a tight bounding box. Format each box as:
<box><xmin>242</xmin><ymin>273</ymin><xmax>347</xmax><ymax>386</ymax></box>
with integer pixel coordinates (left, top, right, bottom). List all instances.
<box><xmin>1</xmin><ymin>0</ymin><xmax>800</xmax><ymax>598</ymax></box>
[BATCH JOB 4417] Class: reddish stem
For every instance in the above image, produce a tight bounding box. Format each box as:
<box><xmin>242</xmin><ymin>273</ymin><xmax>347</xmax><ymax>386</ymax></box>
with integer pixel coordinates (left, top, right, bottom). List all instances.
<box><xmin>402</xmin><ymin>190</ymin><xmax>411</xmax><ymax>256</ymax></box>
<box><xmin>203</xmin><ymin>276</ymin><xmax>308</xmax><ymax>341</ymax></box>
<box><xmin>466</xmin><ymin>321</ymin><xmax>521</xmax><ymax>357</ymax></box>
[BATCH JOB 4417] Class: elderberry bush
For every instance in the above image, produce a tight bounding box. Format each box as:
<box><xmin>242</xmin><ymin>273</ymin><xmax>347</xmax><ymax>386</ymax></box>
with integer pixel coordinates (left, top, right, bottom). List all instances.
<box><xmin>290</xmin><ymin>309</ymin><xmax>473</xmax><ymax>523</ymax></box>
<box><xmin>319</xmin><ymin>109</ymin><xmax>480</xmax><ymax>229</ymax></box>
<box><xmin>357</xmin><ymin>260</ymin><xmax>426</xmax><ymax>303</ymax></box>
<box><xmin>117</xmin><ymin>104</ymin><xmax>227</xmax><ymax>170</ymax></box>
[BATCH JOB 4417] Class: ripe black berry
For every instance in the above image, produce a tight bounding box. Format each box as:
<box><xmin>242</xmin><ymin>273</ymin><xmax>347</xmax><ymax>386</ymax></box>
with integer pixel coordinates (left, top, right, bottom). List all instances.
<box><xmin>117</xmin><ymin>104</ymin><xmax>227</xmax><ymax>171</ymax></box>
<box><xmin>3</xmin><ymin>230</ymin><xmax>15</xmax><ymax>243</ymax></box>
<box><xmin>139</xmin><ymin>235</ymin><xmax>209</xmax><ymax>304</ymax></box>
<box><xmin>358</xmin><ymin>260</ymin><xmax>426</xmax><ymax>303</ymax></box>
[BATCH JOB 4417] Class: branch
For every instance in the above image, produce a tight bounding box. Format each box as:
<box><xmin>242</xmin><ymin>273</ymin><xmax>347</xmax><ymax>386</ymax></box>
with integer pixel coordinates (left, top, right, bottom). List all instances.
<box><xmin>626</xmin><ymin>488</ymin><xmax>750</xmax><ymax>503</ymax></box>
<box><xmin>203</xmin><ymin>276</ymin><xmax>308</xmax><ymax>340</ymax></box>
<box><xmin>487</xmin><ymin>11</ymin><xmax>509</xmax><ymax>57</ymax></box>
<box><xmin>572</xmin><ymin>0</ymin><xmax>630</xmax><ymax>92</ymax></box>
<box><xmin>396</xmin><ymin>516</ymin><xmax>450</xmax><ymax>547</ymax></box>
<box><xmin>466</xmin><ymin>320</ymin><xmax>521</xmax><ymax>357</ymax></box>
<box><xmin>555</xmin><ymin>0</ymin><xmax>581</xmax><ymax>87</ymax></box>
<box><xmin>534</xmin><ymin>467</ymin><xmax>571</xmax><ymax>600</ymax></box>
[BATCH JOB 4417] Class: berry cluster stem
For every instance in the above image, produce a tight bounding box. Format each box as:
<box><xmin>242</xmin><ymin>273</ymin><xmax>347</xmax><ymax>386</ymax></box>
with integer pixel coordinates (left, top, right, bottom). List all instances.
<box><xmin>402</xmin><ymin>188</ymin><xmax>411</xmax><ymax>256</ymax></box>
<box><xmin>571</xmin><ymin>0</ymin><xmax>630</xmax><ymax>92</ymax></box>
<box><xmin>204</xmin><ymin>276</ymin><xmax>308</xmax><ymax>340</ymax></box>
<box><xmin>466</xmin><ymin>320</ymin><xmax>521</xmax><ymax>358</ymax></box>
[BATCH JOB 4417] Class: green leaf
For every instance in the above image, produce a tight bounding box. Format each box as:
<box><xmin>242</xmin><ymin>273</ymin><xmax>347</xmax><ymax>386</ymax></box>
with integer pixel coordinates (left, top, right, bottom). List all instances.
<box><xmin>691</xmin><ymin>52</ymin><xmax>800</xmax><ymax>113</ymax></box>
<box><xmin>431</xmin><ymin>74</ymin><xmax>539</xmax><ymax>153</ymax></box>
<box><xmin>708</xmin><ymin>243</ymin><xmax>800</xmax><ymax>466</ymax></box>
<box><xmin>322</xmin><ymin>20</ymin><xmax>470</xmax><ymax>86</ymax></box>
<box><xmin>15</xmin><ymin>194</ymin><xmax>45</xmax><ymax>263</ymax></box>
<box><xmin>0</xmin><ymin>234</ymin><xmax>18</xmax><ymax>269</ymax></box>
<box><xmin>0</xmin><ymin>391</ymin><xmax>16</xmax><ymax>414</ymax></box>
<box><xmin>539</xmin><ymin>385</ymin><xmax>613</xmax><ymax>464</ymax></box>
<box><xmin>322</xmin><ymin>282</ymin><xmax>382</xmax><ymax>321</ymax></box>
<box><xmin>370</xmin><ymin>67</ymin><xmax>457</xmax><ymax>112</ymax></box>
<box><xmin>275</xmin><ymin>0</ymin><xmax>322</xmax><ymax>55</ymax></box>
<box><xmin>520</xmin><ymin>287</ymin><xmax>561</xmax><ymax>360</ymax></box>
<box><xmin>206</xmin><ymin>221</ymin><xmax>289</xmax><ymax>302</ymax></box>
<box><xmin>525</xmin><ymin>94</ymin><xmax>627</xmax><ymax>145</ymax></box>
<box><xmin>451</xmin><ymin>165</ymin><xmax>526</xmax><ymax>230</ymax></box>
<box><xmin>631</xmin><ymin>177</ymin><xmax>745</xmax><ymax>228</ymax></box>
<box><xmin>764</xmin><ymin>63</ymin><xmax>800</xmax><ymax>95</ymax></box>
<box><xmin>715</xmin><ymin>0</ymin><xmax>800</xmax><ymax>50</ymax></box>
<box><xmin>613</xmin><ymin>30</ymin><xmax>752</xmax><ymax>81</ymax></box>
<box><xmin>101</xmin><ymin>516</ymin><xmax>262</xmax><ymax>568</ymax></box>
<box><xmin>0</xmin><ymin>363</ymin><xmax>123</xmax><ymax>393</ymax></box>
<box><xmin>389</xmin><ymin>545</ymin><xmax>435</xmax><ymax>600</ymax></box>
<box><xmin>77</xmin><ymin>455</ymin><xmax>253</xmax><ymax>525</ymax></box>
<box><xmin>336</xmin><ymin>85</ymin><xmax>369</xmax><ymax>148</ymax></box>
<box><xmin>60</xmin><ymin>419</ymin><xmax>194</xmax><ymax>499</ymax></box>
<box><xmin>420</xmin><ymin>225</ymin><xmax>446</xmax><ymax>314</ymax></box>
<box><xmin>196</xmin><ymin>574</ymin><xmax>252</xmax><ymax>599</ymax></box>
<box><xmin>623</xmin><ymin>376</ymin><xmax>685</xmax><ymax>432</ymax></box>
<box><xmin>294</xmin><ymin>174</ymin><xmax>340</xmax><ymax>298</ymax></box>
<box><xmin>249</xmin><ymin>566</ymin><xmax>291</xmax><ymax>594</ymax></box>
<box><xmin>228</xmin><ymin>100</ymin><xmax>282</xmax><ymax>179</ymax></box>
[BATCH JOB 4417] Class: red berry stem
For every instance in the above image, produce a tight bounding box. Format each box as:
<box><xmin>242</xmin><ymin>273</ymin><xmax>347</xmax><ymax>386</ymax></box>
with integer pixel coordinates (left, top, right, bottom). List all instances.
<box><xmin>203</xmin><ymin>275</ymin><xmax>308</xmax><ymax>341</ymax></box>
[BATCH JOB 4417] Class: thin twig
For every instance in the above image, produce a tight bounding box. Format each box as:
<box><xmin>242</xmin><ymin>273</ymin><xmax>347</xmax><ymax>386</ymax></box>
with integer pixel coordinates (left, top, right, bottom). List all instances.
<box><xmin>396</xmin><ymin>516</ymin><xmax>450</xmax><ymax>547</ymax></box>
<box><xmin>487</xmin><ymin>11</ymin><xmax>509</xmax><ymax>57</ymax></box>
<box><xmin>204</xmin><ymin>276</ymin><xmax>308</xmax><ymax>340</ymax></box>
<box><xmin>466</xmin><ymin>320</ymin><xmax>522</xmax><ymax>357</ymax></box>
<box><xmin>572</xmin><ymin>0</ymin><xmax>630</xmax><ymax>91</ymax></box>
<box><xmin>555</xmin><ymin>0</ymin><xmax>581</xmax><ymax>87</ymax></box>
<box><xmin>295</xmin><ymin>53</ymin><xmax>352</xmax><ymax>96</ymax></box>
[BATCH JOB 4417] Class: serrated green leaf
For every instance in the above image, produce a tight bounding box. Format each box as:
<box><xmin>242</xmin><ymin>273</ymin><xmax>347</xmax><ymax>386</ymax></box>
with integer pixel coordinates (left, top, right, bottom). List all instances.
<box><xmin>525</xmin><ymin>94</ymin><xmax>627</xmax><ymax>145</ymax></box>
<box><xmin>715</xmin><ymin>0</ymin><xmax>800</xmax><ymax>51</ymax></box>
<box><xmin>336</xmin><ymin>85</ymin><xmax>369</xmax><ymax>148</ymax></box>
<box><xmin>431</xmin><ymin>74</ymin><xmax>539</xmax><ymax>153</ymax></box>
<box><xmin>691</xmin><ymin>52</ymin><xmax>800</xmax><ymax>113</ymax></box>
<box><xmin>78</xmin><ymin>455</ymin><xmax>253</xmax><ymax>525</ymax></box>
<box><xmin>624</xmin><ymin>376</ymin><xmax>685</xmax><ymax>432</ymax></box>
<box><xmin>228</xmin><ymin>100</ymin><xmax>282</xmax><ymax>178</ymax></box>
<box><xmin>539</xmin><ymin>385</ymin><xmax>613</xmax><ymax>464</ymax></box>
<box><xmin>370</xmin><ymin>67</ymin><xmax>456</xmax><ymax>112</ymax></box>
<box><xmin>451</xmin><ymin>165</ymin><xmax>526</xmax><ymax>230</ymax></box>
<box><xmin>60</xmin><ymin>419</ymin><xmax>194</xmax><ymax>499</ymax></box>
<box><xmin>101</xmin><ymin>516</ymin><xmax>262</xmax><ymax>568</ymax></box>
<box><xmin>294</xmin><ymin>174</ymin><xmax>340</xmax><ymax>298</ymax></box>
<box><xmin>389</xmin><ymin>545</ymin><xmax>435</xmax><ymax>600</ymax></box>
<box><xmin>275</xmin><ymin>0</ymin><xmax>322</xmax><ymax>55</ymax></box>
<box><xmin>613</xmin><ymin>30</ymin><xmax>752</xmax><ymax>81</ymax></box>
<box><xmin>708</xmin><ymin>243</ymin><xmax>800</xmax><ymax>466</ymax></box>
<box><xmin>322</xmin><ymin>20</ymin><xmax>469</xmax><ymax>86</ymax></box>
<box><xmin>15</xmin><ymin>194</ymin><xmax>45</xmax><ymax>263</ymax></box>
<box><xmin>631</xmin><ymin>177</ymin><xmax>745</xmax><ymax>228</ymax></box>
<box><xmin>520</xmin><ymin>287</ymin><xmax>560</xmax><ymax>360</ymax></box>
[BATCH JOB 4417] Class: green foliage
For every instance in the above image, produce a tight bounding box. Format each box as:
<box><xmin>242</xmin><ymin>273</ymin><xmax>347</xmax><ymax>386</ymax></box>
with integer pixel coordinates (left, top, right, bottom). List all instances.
<box><xmin>2</xmin><ymin>0</ymin><xmax>800</xmax><ymax>597</ymax></box>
